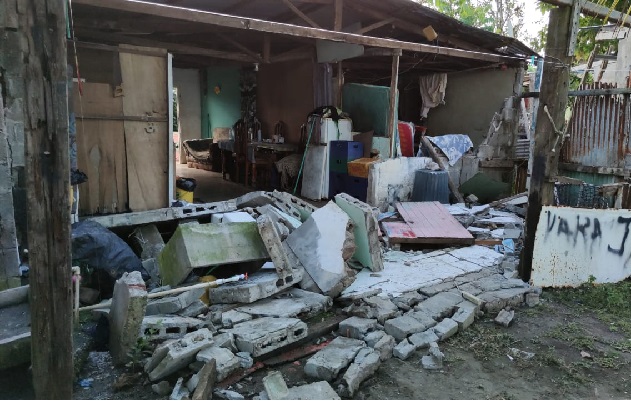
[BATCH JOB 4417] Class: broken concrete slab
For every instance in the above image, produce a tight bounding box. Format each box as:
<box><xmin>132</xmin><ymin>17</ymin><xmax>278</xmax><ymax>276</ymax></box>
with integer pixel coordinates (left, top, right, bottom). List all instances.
<box><xmin>109</xmin><ymin>271</ymin><xmax>148</xmax><ymax>366</ymax></box>
<box><xmin>409</xmin><ymin>329</ymin><xmax>439</xmax><ymax>349</ymax></box>
<box><xmin>192</xmin><ymin>359</ymin><xmax>216</xmax><ymax>400</ymax></box>
<box><xmin>269</xmin><ymin>190</ymin><xmax>316</xmax><ymax>222</ymax></box>
<box><xmin>152</xmin><ymin>381</ymin><xmax>171</xmax><ymax>396</ymax></box>
<box><xmin>213</xmin><ymin>332</ymin><xmax>237</xmax><ymax>352</ymax></box>
<box><xmin>141</xmin><ymin>316</ymin><xmax>205</xmax><ymax>341</ymax></box>
<box><xmin>131</xmin><ymin>224</ymin><xmax>165</xmax><ymax>261</ymax></box>
<box><xmin>145</xmin><ymin>287</ymin><xmax>205</xmax><ymax>316</ymax></box>
<box><xmin>479</xmin><ymin>287</ymin><xmax>528</xmax><ymax>312</ymax></box>
<box><xmin>214</xmin><ymin>389</ymin><xmax>245</xmax><ymax>400</ymax></box>
<box><xmin>286</xmin><ymin>202</ymin><xmax>352</xmax><ymax>296</ymax></box>
<box><xmin>334</xmin><ymin>193</ymin><xmax>383</xmax><ymax>272</ymax></box>
<box><xmin>236</xmin><ymin>191</ymin><xmax>274</xmax><ymax>209</ymax></box>
<box><xmin>255</xmin><ymin>204</ymin><xmax>302</xmax><ymax>232</ymax></box>
<box><xmin>285</xmin><ymin>381</ymin><xmax>340</xmax><ymax>400</ymax></box>
<box><xmin>494</xmin><ymin>309</ymin><xmax>515</xmax><ymax>327</ymax></box>
<box><xmin>256</xmin><ymin>214</ymin><xmax>292</xmax><ymax>283</ymax></box>
<box><xmin>433</xmin><ymin>318</ymin><xmax>459</xmax><ymax>340</ymax></box>
<box><xmin>221</xmin><ymin>317</ymin><xmax>308</xmax><ymax>357</ymax></box>
<box><xmin>362</xmin><ymin>296</ymin><xmax>400</xmax><ymax>324</ymax></box>
<box><xmin>234</xmin><ymin>288</ymin><xmax>331</xmax><ymax>319</ymax></box>
<box><xmin>0</xmin><ymin>332</ymin><xmax>31</xmax><ymax>370</ymax></box>
<box><xmin>158</xmin><ymin>222</ymin><xmax>269</xmax><ymax>286</ymax></box>
<box><xmin>304</xmin><ymin>336</ymin><xmax>365</xmax><ymax>381</ymax></box>
<box><xmin>525</xmin><ymin>292</ymin><xmax>540</xmax><ymax>307</ymax></box>
<box><xmin>452</xmin><ymin>307</ymin><xmax>475</xmax><ymax>330</ymax></box>
<box><xmin>414</xmin><ymin>292</ymin><xmax>463</xmax><ymax>320</ymax></box>
<box><xmin>209</xmin><ymin>269</ymin><xmax>303</xmax><ymax>304</ymax></box>
<box><xmin>263</xmin><ymin>371</ymin><xmax>289</xmax><ymax>400</ymax></box>
<box><xmin>221</xmin><ymin>310</ymin><xmax>253</xmax><ymax>328</ymax></box>
<box><xmin>177</xmin><ymin>300</ymin><xmax>208</xmax><ymax>318</ymax></box>
<box><xmin>236</xmin><ymin>351</ymin><xmax>253</xmax><ymax>368</ymax></box>
<box><xmin>196</xmin><ymin>346</ymin><xmax>241</xmax><ymax>381</ymax></box>
<box><xmin>384</xmin><ymin>316</ymin><xmax>429</xmax><ymax>341</ymax></box>
<box><xmin>404</xmin><ymin>311</ymin><xmax>438</xmax><ymax>333</ymax></box>
<box><xmin>339</xmin><ymin>316</ymin><xmax>378</xmax><ymax>340</ymax></box>
<box><xmin>170</xmin><ymin>377</ymin><xmax>188</xmax><ymax>400</ymax></box>
<box><xmin>373</xmin><ymin>333</ymin><xmax>396</xmax><ymax>361</ymax></box>
<box><xmin>340</xmin><ymin>347</ymin><xmax>381</xmax><ymax>397</ymax></box>
<box><xmin>393</xmin><ymin>338</ymin><xmax>416</xmax><ymax>360</ymax></box>
<box><xmin>145</xmin><ymin>328</ymin><xmax>214</xmax><ymax>382</ymax></box>
<box><xmin>421</xmin><ymin>342</ymin><xmax>444</xmax><ymax>370</ymax></box>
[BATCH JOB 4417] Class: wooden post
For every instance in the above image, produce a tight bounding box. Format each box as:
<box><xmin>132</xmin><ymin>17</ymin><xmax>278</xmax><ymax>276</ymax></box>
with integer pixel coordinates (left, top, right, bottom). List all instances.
<box><xmin>521</xmin><ymin>6</ymin><xmax>573</xmax><ymax>281</ymax></box>
<box><xmin>388</xmin><ymin>49</ymin><xmax>401</xmax><ymax>158</ymax></box>
<box><xmin>334</xmin><ymin>0</ymin><xmax>343</xmax><ymax>31</ymax></box>
<box><xmin>336</xmin><ymin>62</ymin><xmax>344</xmax><ymax>108</ymax></box>
<box><xmin>263</xmin><ymin>34</ymin><xmax>271</xmax><ymax>63</ymax></box>
<box><xmin>21</xmin><ymin>0</ymin><xmax>73</xmax><ymax>397</ymax></box>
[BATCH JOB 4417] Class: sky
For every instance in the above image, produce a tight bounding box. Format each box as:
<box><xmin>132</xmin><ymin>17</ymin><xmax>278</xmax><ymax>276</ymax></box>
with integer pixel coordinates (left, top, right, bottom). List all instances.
<box><xmin>522</xmin><ymin>1</ymin><xmax>548</xmax><ymax>42</ymax></box>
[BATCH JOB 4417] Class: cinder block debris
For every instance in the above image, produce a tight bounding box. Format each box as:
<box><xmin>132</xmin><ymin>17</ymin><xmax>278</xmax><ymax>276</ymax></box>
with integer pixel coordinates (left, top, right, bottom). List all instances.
<box><xmin>363</xmin><ymin>296</ymin><xmax>400</xmax><ymax>324</ymax></box>
<box><xmin>221</xmin><ymin>310</ymin><xmax>253</xmax><ymax>328</ymax></box>
<box><xmin>256</xmin><ymin>214</ymin><xmax>293</xmax><ymax>283</ymax></box>
<box><xmin>236</xmin><ymin>352</ymin><xmax>254</xmax><ymax>369</ymax></box>
<box><xmin>141</xmin><ymin>316</ymin><xmax>205</xmax><ymax>341</ymax></box>
<box><xmin>304</xmin><ymin>336</ymin><xmax>365</xmax><ymax>381</ymax></box>
<box><xmin>479</xmin><ymin>288</ymin><xmax>528</xmax><ymax>312</ymax></box>
<box><xmin>213</xmin><ymin>332</ymin><xmax>237</xmax><ymax>352</ymax></box>
<box><xmin>452</xmin><ymin>307</ymin><xmax>475</xmax><ymax>330</ymax></box>
<box><xmin>363</xmin><ymin>330</ymin><xmax>386</xmax><ymax>347</ymax></box>
<box><xmin>214</xmin><ymin>389</ymin><xmax>245</xmax><ymax>400</ymax></box>
<box><xmin>339</xmin><ymin>316</ymin><xmax>378</xmax><ymax>340</ymax></box>
<box><xmin>421</xmin><ymin>342</ymin><xmax>444</xmax><ymax>370</ymax></box>
<box><xmin>339</xmin><ymin>347</ymin><xmax>381</xmax><ymax>397</ymax></box>
<box><xmin>170</xmin><ymin>377</ymin><xmax>189</xmax><ymax>400</ymax></box>
<box><xmin>393</xmin><ymin>338</ymin><xmax>416</xmax><ymax>360</ymax></box>
<box><xmin>414</xmin><ymin>291</ymin><xmax>463</xmax><ymax>320</ymax></box>
<box><xmin>263</xmin><ymin>371</ymin><xmax>289</xmax><ymax>400</ymax></box>
<box><xmin>221</xmin><ymin>317</ymin><xmax>308</xmax><ymax>357</ymax></box>
<box><xmin>433</xmin><ymin>318</ymin><xmax>459</xmax><ymax>340</ymax></box>
<box><xmin>177</xmin><ymin>300</ymin><xmax>209</xmax><ymax>318</ymax></box>
<box><xmin>197</xmin><ymin>346</ymin><xmax>240</xmax><ymax>381</ymax></box>
<box><xmin>145</xmin><ymin>287</ymin><xmax>205</xmax><ymax>316</ymax></box>
<box><xmin>209</xmin><ymin>269</ymin><xmax>302</xmax><ymax>304</ymax></box>
<box><xmin>409</xmin><ymin>329</ymin><xmax>439</xmax><ymax>349</ymax></box>
<box><xmin>525</xmin><ymin>292</ymin><xmax>540</xmax><ymax>307</ymax></box>
<box><xmin>373</xmin><ymin>333</ymin><xmax>396</xmax><ymax>361</ymax></box>
<box><xmin>494</xmin><ymin>308</ymin><xmax>515</xmax><ymax>327</ymax></box>
<box><xmin>235</xmin><ymin>288</ymin><xmax>331</xmax><ymax>319</ymax></box>
<box><xmin>286</xmin><ymin>381</ymin><xmax>341</xmax><ymax>400</ymax></box>
<box><xmin>192</xmin><ymin>359</ymin><xmax>216</xmax><ymax>400</ymax></box>
<box><xmin>109</xmin><ymin>271</ymin><xmax>148</xmax><ymax>366</ymax></box>
<box><xmin>384</xmin><ymin>316</ymin><xmax>430</xmax><ymax>341</ymax></box>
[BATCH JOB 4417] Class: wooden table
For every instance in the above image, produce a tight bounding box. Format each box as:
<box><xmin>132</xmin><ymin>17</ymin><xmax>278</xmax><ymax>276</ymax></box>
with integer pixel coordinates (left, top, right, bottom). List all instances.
<box><xmin>247</xmin><ymin>142</ymin><xmax>298</xmax><ymax>189</ymax></box>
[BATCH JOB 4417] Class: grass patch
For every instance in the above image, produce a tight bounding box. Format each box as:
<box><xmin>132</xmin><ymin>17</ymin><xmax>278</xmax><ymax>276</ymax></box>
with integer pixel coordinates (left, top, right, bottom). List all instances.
<box><xmin>546</xmin><ymin>322</ymin><xmax>596</xmax><ymax>351</ymax></box>
<box><xmin>537</xmin><ymin>346</ymin><xmax>593</xmax><ymax>387</ymax></box>
<box><xmin>448</xmin><ymin>322</ymin><xmax>520</xmax><ymax>361</ymax></box>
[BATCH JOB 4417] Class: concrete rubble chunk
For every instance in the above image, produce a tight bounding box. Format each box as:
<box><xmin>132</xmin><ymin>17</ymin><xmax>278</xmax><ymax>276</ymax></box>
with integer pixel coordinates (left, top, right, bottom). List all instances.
<box><xmin>256</xmin><ymin>204</ymin><xmax>302</xmax><ymax>232</ymax></box>
<box><xmin>235</xmin><ymin>288</ymin><xmax>331</xmax><ymax>319</ymax></box>
<box><xmin>494</xmin><ymin>308</ymin><xmax>515</xmax><ymax>327</ymax></box>
<box><xmin>257</xmin><ymin>214</ymin><xmax>293</xmax><ymax>283</ymax></box>
<box><xmin>146</xmin><ymin>287</ymin><xmax>205</xmax><ymax>316</ymax></box>
<box><xmin>452</xmin><ymin>307</ymin><xmax>475</xmax><ymax>330</ymax></box>
<box><xmin>363</xmin><ymin>296</ymin><xmax>400</xmax><ymax>324</ymax></box>
<box><xmin>141</xmin><ymin>316</ymin><xmax>205</xmax><ymax>341</ymax></box>
<box><xmin>170</xmin><ymin>377</ymin><xmax>189</xmax><ymax>400</ymax></box>
<box><xmin>479</xmin><ymin>287</ymin><xmax>528</xmax><ymax>312</ymax></box>
<box><xmin>304</xmin><ymin>336</ymin><xmax>365</xmax><ymax>381</ymax></box>
<box><xmin>414</xmin><ymin>292</ymin><xmax>463</xmax><ymax>320</ymax></box>
<box><xmin>286</xmin><ymin>202</ymin><xmax>353</xmax><ymax>296</ymax></box>
<box><xmin>525</xmin><ymin>292</ymin><xmax>540</xmax><ymax>307</ymax></box>
<box><xmin>363</xmin><ymin>330</ymin><xmax>386</xmax><ymax>347</ymax></box>
<box><xmin>221</xmin><ymin>310</ymin><xmax>253</xmax><ymax>328</ymax></box>
<box><xmin>393</xmin><ymin>338</ymin><xmax>416</xmax><ymax>360</ymax></box>
<box><xmin>433</xmin><ymin>318</ymin><xmax>459</xmax><ymax>340</ymax></box>
<box><xmin>421</xmin><ymin>342</ymin><xmax>444</xmax><ymax>370</ymax></box>
<box><xmin>209</xmin><ymin>269</ymin><xmax>303</xmax><ymax>304</ymax></box>
<box><xmin>236</xmin><ymin>352</ymin><xmax>254</xmax><ymax>369</ymax></box>
<box><xmin>405</xmin><ymin>311</ymin><xmax>438</xmax><ymax>332</ymax></box>
<box><xmin>214</xmin><ymin>389</ymin><xmax>245</xmax><ymax>400</ymax></box>
<box><xmin>192</xmin><ymin>359</ymin><xmax>216</xmax><ymax>400</ymax></box>
<box><xmin>152</xmin><ymin>381</ymin><xmax>172</xmax><ymax>396</ymax></box>
<box><xmin>340</xmin><ymin>347</ymin><xmax>381</xmax><ymax>397</ymax></box>
<box><xmin>236</xmin><ymin>191</ymin><xmax>275</xmax><ymax>208</ymax></box>
<box><xmin>213</xmin><ymin>332</ymin><xmax>237</xmax><ymax>352</ymax></box>
<box><xmin>339</xmin><ymin>316</ymin><xmax>378</xmax><ymax>340</ymax></box>
<box><xmin>334</xmin><ymin>193</ymin><xmax>384</xmax><ymax>272</ymax></box>
<box><xmin>384</xmin><ymin>315</ymin><xmax>431</xmax><ymax>341</ymax></box>
<box><xmin>286</xmin><ymin>381</ymin><xmax>341</xmax><ymax>400</ymax></box>
<box><xmin>221</xmin><ymin>317</ymin><xmax>308</xmax><ymax>357</ymax></box>
<box><xmin>373</xmin><ymin>333</ymin><xmax>396</xmax><ymax>361</ymax></box>
<box><xmin>196</xmin><ymin>346</ymin><xmax>240</xmax><ymax>381</ymax></box>
<box><xmin>263</xmin><ymin>371</ymin><xmax>289</xmax><ymax>400</ymax></box>
<box><xmin>186</xmin><ymin>373</ymin><xmax>200</xmax><ymax>393</ymax></box>
<box><xmin>109</xmin><ymin>271</ymin><xmax>148</xmax><ymax>366</ymax></box>
<box><xmin>177</xmin><ymin>300</ymin><xmax>209</xmax><ymax>318</ymax></box>
<box><xmin>269</xmin><ymin>190</ymin><xmax>317</xmax><ymax>220</ymax></box>
<box><xmin>145</xmin><ymin>328</ymin><xmax>214</xmax><ymax>382</ymax></box>
<box><xmin>158</xmin><ymin>222</ymin><xmax>269</xmax><ymax>286</ymax></box>
<box><xmin>392</xmin><ymin>292</ymin><xmax>424</xmax><ymax>309</ymax></box>
<box><xmin>131</xmin><ymin>224</ymin><xmax>165</xmax><ymax>260</ymax></box>
<box><xmin>456</xmin><ymin>300</ymin><xmax>480</xmax><ymax>315</ymax></box>
<box><xmin>409</xmin><ymin>329</ymin><xmax>439</xmax><ymax>349</ymax></box>
<box><xmin>419</xmin><ymin>281</ymin><xmax>456</xmax><ymax>297</ymax></box>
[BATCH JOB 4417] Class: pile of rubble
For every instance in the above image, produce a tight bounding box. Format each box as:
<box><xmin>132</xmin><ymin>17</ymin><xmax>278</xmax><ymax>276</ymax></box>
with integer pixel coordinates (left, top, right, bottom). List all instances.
<box><xmin>80</xmin><ymin>190</ymin><xmax>537</xmax><ymax>399</ymax></box>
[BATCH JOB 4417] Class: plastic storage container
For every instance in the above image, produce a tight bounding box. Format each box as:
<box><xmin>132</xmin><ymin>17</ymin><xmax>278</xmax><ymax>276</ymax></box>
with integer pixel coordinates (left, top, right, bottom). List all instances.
<box><xmin>329</xmin><ymin>141</ymin><xmax>364</xmax><ymax>173</ymax></box>
<box><xmin>347</xmin><ymin>157</ymin><xmax>378</xmax><ymax>179</ymax></box>
<box><xmin>328</xmin><ymin>172</ymin><xmax>347</xmax><ymax>199</ymax></box>
<box><xmin>345</xmin><ymin>175</ymin><xmax>368</xmax><ymax>202</ymax></box>
<box><xmin>412</xmin><ymin>169</ymin><xmax>450</xmax><ymax>203</ymax></box>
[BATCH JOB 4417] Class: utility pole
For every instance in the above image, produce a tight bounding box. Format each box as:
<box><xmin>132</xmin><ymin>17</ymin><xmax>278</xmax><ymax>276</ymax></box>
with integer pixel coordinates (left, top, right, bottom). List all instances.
<box><xmin>20</xmin><ymin>0</ymin><xmax>73</xmax><ymax>398</ymax></box>
<box><xmin>521</xmin><ymin>5</ymin><xmax>573</xmax><ymax>281</ymax></box>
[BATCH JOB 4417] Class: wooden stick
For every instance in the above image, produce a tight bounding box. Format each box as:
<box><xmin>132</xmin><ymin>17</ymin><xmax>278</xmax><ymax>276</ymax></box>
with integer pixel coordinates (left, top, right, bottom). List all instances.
<box><xmin>387</xmin><ymin>50</ymin><xmax>401</xmax><ymax>158</ymax></box>
<box><xmin>420</xmin><ymin>135</ymin><xmax>465</xmax><ymax>203</ymax></box>
<box><xmin>78</xmin><ymin>273</ymin><xmax>247</xmax><ymax>312</ymax></box>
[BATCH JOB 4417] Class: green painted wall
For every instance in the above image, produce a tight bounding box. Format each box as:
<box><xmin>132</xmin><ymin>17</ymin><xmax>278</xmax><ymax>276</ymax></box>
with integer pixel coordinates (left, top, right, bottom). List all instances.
<box><xmin>202</xmin><ymin>66</ymin><xmax>241</xmax><ymax>139</ymax></box>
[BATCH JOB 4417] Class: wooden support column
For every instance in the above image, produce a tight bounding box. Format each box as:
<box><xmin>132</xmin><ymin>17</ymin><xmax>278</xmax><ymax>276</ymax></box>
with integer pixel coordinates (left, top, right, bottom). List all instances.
<box><xmin>388</xmin><ymin>49</ymin><xmax>401</xmax><ymax>158</ymax></box>
<box><xmin>521</xmin><ymin>6</ymin><xmax>573</xmax><ymax>281</ymax></box>
<box><xmin>263</xmin><ymin>34</ymin><xmax>271</xmax><ymax>63</ymax></box>
<box><xmin>19</xmin><ymin>0</ymin><xmax>73</xmax><ymax>398</ymax></box>
<box><xmin>336</xmin><ymin>62</ymin><xmax>344</xmax><ymax>108</ymax></box>
<box><xmin>334</xmin><ymin>0</ymin><xmax>343</xmax><ymax>31</ymax></box>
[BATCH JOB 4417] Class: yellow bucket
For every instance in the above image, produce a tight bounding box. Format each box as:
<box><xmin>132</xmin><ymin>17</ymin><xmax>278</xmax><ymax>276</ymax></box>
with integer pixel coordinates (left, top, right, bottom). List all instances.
<box><xmin>176</xmin><ymin>188</ymin><xmax>194</xmax><ymax>203</ymax></box>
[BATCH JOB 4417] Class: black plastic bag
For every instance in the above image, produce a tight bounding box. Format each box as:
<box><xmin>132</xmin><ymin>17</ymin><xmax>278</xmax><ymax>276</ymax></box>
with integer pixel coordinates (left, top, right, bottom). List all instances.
<box><xmin>71</xmin><ymin>220</ymin><xmax>149</xmax><ymax>280</ymax></box>
<box><xmin>176</xmin><ymin>177</ymin><xmax>197</xmax><ymax>191</ymax></box>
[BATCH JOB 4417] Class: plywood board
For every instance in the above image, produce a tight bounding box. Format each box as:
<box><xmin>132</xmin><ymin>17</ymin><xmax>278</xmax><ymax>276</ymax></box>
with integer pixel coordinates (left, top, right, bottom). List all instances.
<box><xmin>301</xmin><ymin>146</ymin><xmax>327</xmax><ymax>200</ymax></box>
<box><xmin>119</xmin><ymin>45</ymin><xmax>169</xmax><ymax>211</ymax></box>
<box><xmin>74</xmin><ymin>83</ymin><xmax>128</xmax><ymax>215</ymax></box>
<box><xmin>385</xmin><ymin>202</ymin><xmax>474</xmax><ymax>245</ymax></box>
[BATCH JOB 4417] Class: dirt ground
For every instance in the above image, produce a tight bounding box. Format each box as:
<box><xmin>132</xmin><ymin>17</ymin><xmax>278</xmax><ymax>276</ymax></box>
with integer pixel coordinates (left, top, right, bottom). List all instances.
<box><xmin>64</xmin><ymin>286</ymin><xmax>631</xmax><ymax>400</ymax></box>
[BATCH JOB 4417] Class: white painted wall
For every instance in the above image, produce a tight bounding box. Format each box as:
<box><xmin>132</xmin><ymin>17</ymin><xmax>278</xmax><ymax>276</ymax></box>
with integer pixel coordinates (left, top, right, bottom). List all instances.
<box><xmin>367</xmin><ymin>157</ymin><xmax>433</xmax><ymax>211</ymax></box>
<box><xmin>173</xmin><ymin>68</ymin><xmax>202</xmax><ymax>164</ymax></box>
<box><xmin>532</xmin><ymin>206</ymin><xmax>631</xmax><ymax>287</ymax></box>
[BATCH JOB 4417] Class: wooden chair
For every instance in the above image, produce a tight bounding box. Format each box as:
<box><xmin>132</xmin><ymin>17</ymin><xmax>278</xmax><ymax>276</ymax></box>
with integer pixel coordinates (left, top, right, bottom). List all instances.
<box><xmin>233</xmin><ymin>119</ymin><xmax>248</xmax><ymax>184</ymax></box>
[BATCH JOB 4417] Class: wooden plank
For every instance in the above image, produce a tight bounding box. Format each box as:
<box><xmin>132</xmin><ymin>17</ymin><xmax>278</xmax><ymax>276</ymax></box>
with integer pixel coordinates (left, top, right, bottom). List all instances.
<box><xmin>216</xmin><ymin>32</ymin><xmax>263</xmax><ymax>62</ymax></box>
<box><xmin>75</xmin><ymin>83</ymin><xmax>128</xmax><ymax>215</ymax></box>
<box><xmin>73</xmin><ymin>0</ymin><xmax>519</xmax><ymax>64</ymax></box>
<box><xmin>119</xmin><ymin>45</ymin><xmax>169</xmax><ymax>211</ymax></box>
<box><xmin>281</xmin><ymin>0</ymin><xmax>322</xmax><ymax>28</ymax></box>
<box><xmin>334</xmin><ymin>0</ymin><xmax>343</xmax><ymax>31</ymax></box>
<box><xmin>388</xmin><ymin>50</ymin><xmax>400</xmax><ymax>158</ymax></box>
<box><xmin>539</xmin><ymin>0</ymin><xmax>631</xmax><ymax>28</ymax></box>
<box><xmin>355</xmin><ymin>18</ymin><xmax>395</xmax><ymax>35</ymax></box>
<box><xmin>391</xmin><ymin>202</ymin><xmax>474</xmax><ymax>245</ymax></box>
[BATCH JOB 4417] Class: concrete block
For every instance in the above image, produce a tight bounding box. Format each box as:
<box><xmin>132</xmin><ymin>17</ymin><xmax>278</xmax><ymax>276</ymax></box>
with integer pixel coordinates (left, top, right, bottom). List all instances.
<box><xmin>525</xmin><ymin>292</ymin><xmax>540</xmax><ymax>307</ymax></box>
<box><xmin>339</xmin><ymin>316</ymin><xmax>378</xmax><ymax>340</ymax></box>
<box><xmin>285</xmin><ymin>381</ymin><xmax>340</xmax><ymax>400</ymax></box>
<box><xmin>419</xmin><ymin>281</ymin><xmax>456</xmax><ymax>297</ymax></box>
<box><xmin>236</xmin><ymin>191</ymin><xmax>274</xmax><ymax>208</ymax></box>
<box><xmin>222</xmin><ymin>212</ymin><xmax>256</xmax><ymax>223</ymax></box>
<box><xmin>192</xmin><ymin>359</ymin><xmax>216</xmax><ymax>400</ymax></box>
<box><xmin>452</xmin><ymin>307</ymin><xmax>475</xmax><ymax>330</ymax></box>
<box><xmin>256</xmin><ymin>214</ymin><xmax>292</xmax><ymax>282</ymax></box>
<box><xmin>255</xmin><ymin>204</ymin><xmax>302</xmax><ymax>232</ymax></box>
<box><xmin>221</xmin><ymin>310</ymin><xmax>252</xmax><ymax>328</ymax></box>
<box><xmin>152</xmin><ymin>381</ymin><xmax>171</xmax><ymax>396</ymax></box>
<box><xmin>304</xmin><ymin>336</ymin><xmax>365</xmax><ymax>381</ymax></box>
<box><xmin>334</xmin><ymin>193</ymin><xmax>384</xmax><ymax>272</ymax></box>
<box><xmin>196</xmin><ymin>346</ymin><xmax>240</xmax><ymax>381</ymax></box>
<box><xmin>146</xmin><ymin>287</ymin><xmax>205</xmax><ymax>316</ymax></box>
<box><xmin>145</xmin><ymin>328</ymin><xmax>214</xmax><ymax>382</ymax></box>
<box><xmin>373</xmin><ymin>333</ymin><xmax>396</xmax><ymax>361</ymax></box>
<box><xmin>131</xmin><ymin>224</ymin><xmax>165</xmax><ymax>260</ymax></box>
<box><xmin>393</xmin><ymin>338</ymin><xmax>416</xmax><ymax>360</ymax></box>
<box><xmin>186</xmin><ymin>373</ymin><xmax>200</xmax><ymax>393</ymax></box>
<box><xmin>479</xmin><ymin>287</ymin><xmax>528</xmax><ymax>312</ymax></box>
<box><xmin>109</xmin><ymin>271</ymin><xmax>148</xmax><ymax>366</ymax></box>
<box><xmin>0</xmin><ymin>332</ymin><xmax>31</xmax><ymax>370</ymax></box>
<box><xmin>141</xmin><ymin>316</ymin><xmax>205</xmax><ymax>341</ymax></box>
<box><xmin>433</xmin><ymin>318</ymin><xmax>459</xmax><ymax>341</ymax></box>
<box><xmin>405</xmin><ymin>310</ymin><xmax>437</xmax><ymax>332</ymax></box>
<box><xmin>177</xmin><ymin>300</ymin><xmax>209</xmax><ymax>318</ymax></box>
<box><xmin>209</xmin><ymin>269</ymin><xmax>302</xmax><ymax>304</ymax></box>
<box><xmin>494</xmin><ymin>309</ymin><xmax>515</xmax><ymax>327</ymax></box>
<box><xmin>456</xmin><ymin>300</ymin><xmax>480</xmax><ymax>315</ymax></box>
<box><xmin>236</xmin><ymin>352</ymin><xmax>253</xmax><ymax>368</ymax></box>
<box><xmin>421</xmin><ymin>342</ymin><xmax>444</xmax><ymax>370</ymax></box>
<box><xmin>235</xmin><ymin>288</ymin><xmax>331</xmax><ymax>319</ymax></box>
<box><xmin>158</xmin><ymin>222</ymin><xmax>269</xmax><ymax>286</ymax></box>
<box><xmin>409</xmin><ymin>329</ymin><xmax>439</xmax><ymax>349</ymax></box>
<box><xmin>362</xmin><ymin>296</ymin><xmax>400</xmax><ymax>324</ymax></box>
<box><xmin>363</xmin><ymin>330</ymin><xmax>385</xmax><ymax>347</ymax></box>
<box><xmin>384</xmin><ymin>316</ymin><xmax>429</xmax><ymax>341</ymax></box>
<box><xmin>414</xmin><ymin>292</ymin><xmax>463</xmax><ymax>320</ymax></box>
<box><xmin>286</xmin><ymin>202</ymin><xmax>351</xmax><ymax>295</ymax></box>
<box><xmin>340</xmin><ymin>347</ymin><xmax>381</xmax><ymax>397</ymax></box>
<box><xmin>392</xmin><ymin>291</ymin><xmax>424</xmax><ymax>309</ymax></box>
<box><xmin>213</xmin><ymin>332</ymin><xmax>237</xmax><ymax>352</ymax></box>
<box><xmin>0</xmin><ymin>285</ymin><xmax>29</xmax><ymax>308</ymax></box>
<box><xmin>263</xmin><ymin>371</ymin><xmax>289</xmax><ymax>400</ymax></box>
<box><xmin>222</xmin><ymin>317</ymin><xmax>308</xmax><ymax>357</ymax></box>
<box><xmin>269</xmin><ymin>190</ymin><xmax>316</xmax><ymax>221</ymax></box>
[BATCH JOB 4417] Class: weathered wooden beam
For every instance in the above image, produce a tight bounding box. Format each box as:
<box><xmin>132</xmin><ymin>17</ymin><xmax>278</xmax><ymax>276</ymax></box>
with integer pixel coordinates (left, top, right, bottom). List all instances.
<box><xmin>355</xmin><ymin>18</ymin><xmax>395</xmax><ymax>35</ymax></box>
<box><xmin>263</xmin><ymin>34</ymin><xmax>271</xmax><ymax>63</ymax></box>
<box><xmin>539</xmin><ymin>0</ymin><xmax>631</xmax><ymax>28</ymax></box>
<box><xmin>388</xmin><ymin>49</ymin><xmax>401</xmax><ymax>158</ymax></box>
<box><xmin>216</xmin><ymin>32</ymin><xmax>263</xmax><ymax>62</ymax></box>
<box><xmin>280</xmin><ymin>0</ymin><xmax>322</xmax><ymax>28</ymax></box>
<box><xmin>334</xmin><ymin>0</ymin><xmax>343</xmax><ymax>31</ymax></box>
<box><xmin>73</xmin><ymin>0</ymin><xmax>520</xmax><ymax>64</ymax></box>
<box><xmin>20</xmin><ymin>0</ymin><xmax>73</xmax><ymax>397</ymax></box>
<box><xmin>269</xmin><ymin>45</ymin><xmax>315</xmax><ymax>63</ymax></box>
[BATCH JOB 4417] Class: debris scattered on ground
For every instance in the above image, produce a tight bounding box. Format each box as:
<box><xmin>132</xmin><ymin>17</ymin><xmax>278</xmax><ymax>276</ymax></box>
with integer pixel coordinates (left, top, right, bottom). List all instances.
<box><xmin>494</xmin><ymin>308</ymin><xmax>515</xmax><ymax>327</ymax></box>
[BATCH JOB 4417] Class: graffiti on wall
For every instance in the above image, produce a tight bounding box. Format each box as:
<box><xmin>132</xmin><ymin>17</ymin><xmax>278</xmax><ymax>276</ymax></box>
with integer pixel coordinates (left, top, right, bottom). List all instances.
<box><xmin>532</xmin><ymin>206</ymin><xmax>631</xmax><ymax>287</ymax></box>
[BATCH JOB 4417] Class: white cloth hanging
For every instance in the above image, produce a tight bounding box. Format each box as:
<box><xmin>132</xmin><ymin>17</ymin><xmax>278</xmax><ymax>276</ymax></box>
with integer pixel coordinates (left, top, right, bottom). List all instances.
<box><xmin>419</xmin><ymin>73</ymin><xmax>448</xmax><ymax>118</ymax></box>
